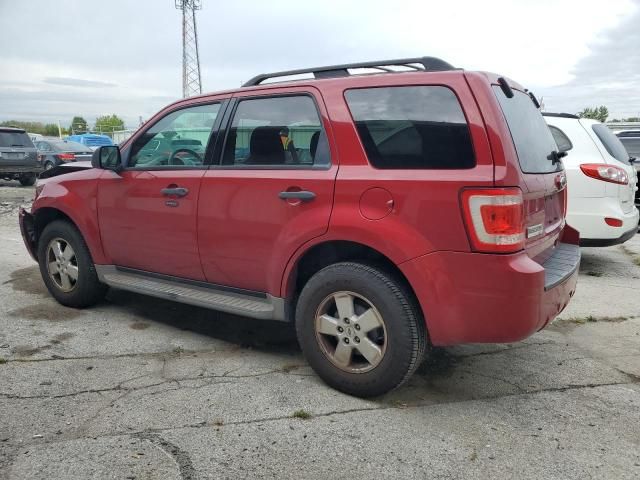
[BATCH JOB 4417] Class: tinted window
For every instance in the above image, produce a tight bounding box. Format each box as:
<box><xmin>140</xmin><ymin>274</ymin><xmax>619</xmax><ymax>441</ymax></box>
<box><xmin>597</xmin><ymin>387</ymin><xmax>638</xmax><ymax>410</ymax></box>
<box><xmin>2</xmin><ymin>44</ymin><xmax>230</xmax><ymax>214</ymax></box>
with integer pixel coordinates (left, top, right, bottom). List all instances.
<box><xmin>548</xmin><ymin>125</ymin><xmax>573</xmax><ymax>152</ymax></box>
<box><xmin>129</xmin><ymin>103</ymin><xmax>221</xmax><ymax>168</ymax></box>
<box><xmin>619</xmin><ymin>137</ymin><xmax>640</xmax><ymax>157</ymax></box>
<box><xmin>493</xmin><ymin>87</ymin><xmax>559</xmax><ymax>174</ymax></box>
<box><xmin>222</xmin><ymin>95</ymin><xmax>328</xmax><ymax>167</ymax></box>
<box><xmin>592</xmin><ymin>124</ymin><xmax>631</xmax><ymax>165</ymax></box>
<box><xmin>36</xmin><ymin>141</ymin><xmax>51</xmax><ymax>152</ymax></box>
<box><xmin>51</xmin><ymin>141</ymin><xmax>91</xmax><ymax>152</ymax></box>
<box><xmin>0</xmin><ymin>131</ymin><xmax>34</xmax><ymax>148</ymax></box>
<box><xmin>345</xmin><ymin>86</ymin><xmax>474</xmax><ymax>169</ymax></box>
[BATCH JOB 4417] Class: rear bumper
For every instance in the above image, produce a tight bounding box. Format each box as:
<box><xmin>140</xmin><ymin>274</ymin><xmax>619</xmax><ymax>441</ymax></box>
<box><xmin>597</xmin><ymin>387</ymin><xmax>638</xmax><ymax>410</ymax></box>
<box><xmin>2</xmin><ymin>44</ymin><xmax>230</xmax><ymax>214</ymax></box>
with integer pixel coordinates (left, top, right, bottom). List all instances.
<box><xmin>0</xmin><ymin>165</ymin><xmax>43</xmax><ymax>175</ymax></box>
<box><xmin>19</xmin><ymin>208</ymin><xmax>37</xmax><ymax>261</ymax></box>
<box><xmin>568</xmin><ymin>196</ymin><xmax>639</xmax><ymax>244</ymax></box>
<box><xmin>399</xmin><ymin>226</ymin><xmax>580</xmax><ymax>346</ymax></box>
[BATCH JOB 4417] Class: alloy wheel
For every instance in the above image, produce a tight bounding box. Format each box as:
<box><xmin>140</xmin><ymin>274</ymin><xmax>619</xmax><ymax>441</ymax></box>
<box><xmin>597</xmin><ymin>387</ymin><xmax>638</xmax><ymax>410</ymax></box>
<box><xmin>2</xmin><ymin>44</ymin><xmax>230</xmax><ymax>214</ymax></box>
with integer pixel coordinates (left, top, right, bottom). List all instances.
<box><xmin>46</xmin><ymin>237</ymin><xmax>78</xmax><ymax>292</ymax></box>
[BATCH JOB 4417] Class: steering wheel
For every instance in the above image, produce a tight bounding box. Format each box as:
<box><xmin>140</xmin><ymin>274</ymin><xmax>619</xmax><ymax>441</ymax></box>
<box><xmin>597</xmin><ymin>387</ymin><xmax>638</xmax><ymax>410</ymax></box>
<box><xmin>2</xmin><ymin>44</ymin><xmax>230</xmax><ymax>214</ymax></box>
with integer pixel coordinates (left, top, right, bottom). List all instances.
<box><xmin>169</xmin><ymin>148</ymin><xmax>202</xmax><ymax>166</ymax></box>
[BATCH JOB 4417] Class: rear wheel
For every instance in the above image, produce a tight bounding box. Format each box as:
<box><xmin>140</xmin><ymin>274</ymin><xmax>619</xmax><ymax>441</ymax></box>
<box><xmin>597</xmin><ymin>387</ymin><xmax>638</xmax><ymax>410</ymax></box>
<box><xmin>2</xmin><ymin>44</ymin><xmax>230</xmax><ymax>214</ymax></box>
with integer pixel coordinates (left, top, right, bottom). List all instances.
<box><xmin>19</xmin><ymin>173</ymin><xmax>36</xmax><ymax>186</ymax></box>
<box><xmin>37</xmin><ymin>220</ymin><xmax>107</xmax><ymax>308</ymax></box>
<box><xmin>44</xmin><ymin>161</ymin><xmax>55</xmax><ymax>171</ymax></box>
<box><xmin>296</xmin><ymin>262</ymin><xmax>427</xmax><ymax>397</ymax></box>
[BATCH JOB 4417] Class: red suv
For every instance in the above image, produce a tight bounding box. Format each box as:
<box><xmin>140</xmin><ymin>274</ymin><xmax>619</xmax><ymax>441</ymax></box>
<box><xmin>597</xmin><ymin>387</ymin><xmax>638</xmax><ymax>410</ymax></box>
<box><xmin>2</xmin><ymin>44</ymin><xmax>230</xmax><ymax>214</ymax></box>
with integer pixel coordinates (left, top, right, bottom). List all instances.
<box><xmin>19</xmin><ymin>57</ymin><xmax>580</xmax><ymax>397</ymax></box>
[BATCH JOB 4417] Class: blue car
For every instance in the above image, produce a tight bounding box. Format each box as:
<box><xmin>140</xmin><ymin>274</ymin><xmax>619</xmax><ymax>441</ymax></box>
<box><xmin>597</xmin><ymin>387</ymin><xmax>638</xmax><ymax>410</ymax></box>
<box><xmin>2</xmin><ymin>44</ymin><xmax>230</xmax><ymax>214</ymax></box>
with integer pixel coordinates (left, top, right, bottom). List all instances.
<box><xmin>67</xmin><ymin>134</ymin><xmax>113</xmax><ymax>150</ymax></box>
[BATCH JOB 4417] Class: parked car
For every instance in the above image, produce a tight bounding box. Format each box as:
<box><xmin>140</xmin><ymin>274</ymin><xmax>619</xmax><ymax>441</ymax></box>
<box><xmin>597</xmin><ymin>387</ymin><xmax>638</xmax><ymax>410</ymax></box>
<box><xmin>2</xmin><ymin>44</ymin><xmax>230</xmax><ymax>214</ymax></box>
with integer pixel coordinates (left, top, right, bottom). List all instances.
<box><xmin>615</xmin><ymin>131</ymin><xmax>640</xmax><ymax>209</ymax></box>
<box><xmin>544</xmin><ymin>113</ymin><xmax>639</xmax><ymax>245</ymax></box>
<box><xmin>67</xmin><ymin>133</ymin><xmax>114</xmax><ymax>151</ymax></box>
<box><xmin>35</xmin><ymin>139</ymin><xmax>94</xmax><ymax>170</ymax></box>
<box><xmin>19</xmin><ymin>57</ymin><xmax>580</xmax><ymax>397</ymax></box>
<box><xmin>0</xmin><ymin>127</ymin><xmax>42</xmax><ymax>186</ymax></box>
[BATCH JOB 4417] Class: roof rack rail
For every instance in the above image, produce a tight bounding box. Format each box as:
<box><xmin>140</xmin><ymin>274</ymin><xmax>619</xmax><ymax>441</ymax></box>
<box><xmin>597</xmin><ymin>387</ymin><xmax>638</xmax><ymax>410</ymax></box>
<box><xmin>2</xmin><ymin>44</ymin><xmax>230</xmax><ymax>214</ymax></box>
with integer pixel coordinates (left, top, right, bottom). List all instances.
<box><xmin>542</xmin><ymin>112</ymin><xmax>579</xmax><ymax>119</ymax></box>
<box><xmin>242</xmin><ymin>56</ymin><xmax>455</xmax><ymax>87</ymax></box>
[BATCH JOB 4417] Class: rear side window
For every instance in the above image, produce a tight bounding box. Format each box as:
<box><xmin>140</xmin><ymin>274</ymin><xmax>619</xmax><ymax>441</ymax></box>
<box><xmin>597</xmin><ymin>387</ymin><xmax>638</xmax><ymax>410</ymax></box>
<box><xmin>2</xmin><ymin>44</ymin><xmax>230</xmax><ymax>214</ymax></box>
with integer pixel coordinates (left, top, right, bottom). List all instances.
<box><xmin>493</xmin><ymin>87</ymin><xmax>559</xmax><ymax>174</ymax></box>
<box><xmin>345</xmin><ymin>86</ymin><xmax>475</xmax><ymax>169</ymax></box>
<box><xmin>0</xmin><ymin>131</ymin><xmax>34</xmax><ymax>148</ymax></box>
<box><xmin>548</xmin><ymin>126</ymin><xmax>573</xmax><ymax>152</ymax></box>
<box><xmin>592</xmin><ymin>123</ymin><xmax>631</xmax><ymax>165</ymax></box>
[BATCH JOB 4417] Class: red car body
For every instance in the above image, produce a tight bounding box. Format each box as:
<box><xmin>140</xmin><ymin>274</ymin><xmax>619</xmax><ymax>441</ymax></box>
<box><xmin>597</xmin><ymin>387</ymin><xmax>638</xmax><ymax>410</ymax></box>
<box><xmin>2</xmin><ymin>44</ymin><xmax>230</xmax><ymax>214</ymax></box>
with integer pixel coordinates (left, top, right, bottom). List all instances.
<box><xmin>20</xmin><ymin>67</ymin><xmax>579</xmax><ymax>347</ymax></box>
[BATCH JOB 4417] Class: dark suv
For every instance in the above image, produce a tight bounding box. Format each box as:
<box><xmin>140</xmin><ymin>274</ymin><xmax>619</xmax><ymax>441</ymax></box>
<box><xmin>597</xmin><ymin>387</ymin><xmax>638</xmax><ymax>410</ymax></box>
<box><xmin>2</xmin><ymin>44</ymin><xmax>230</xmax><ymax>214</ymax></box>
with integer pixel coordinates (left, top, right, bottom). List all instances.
<box><xmin>0</xmin><ymin>127</ymin><xmax>41</xmax><ymax>186</ymax></box>
<box><xmin>19</xmin><ymin>57</ymin><xmax>580</xmax><ymax>397</ymax></box>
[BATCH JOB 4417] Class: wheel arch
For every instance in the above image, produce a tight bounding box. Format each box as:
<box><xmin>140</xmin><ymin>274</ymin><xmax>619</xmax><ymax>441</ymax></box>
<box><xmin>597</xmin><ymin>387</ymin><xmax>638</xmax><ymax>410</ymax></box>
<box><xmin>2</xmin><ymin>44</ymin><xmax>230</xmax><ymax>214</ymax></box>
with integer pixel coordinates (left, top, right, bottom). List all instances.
<box><xmin>282</xmin><ymin>239</ymin><xmax>425</xmax><ymax>323</ymax></box>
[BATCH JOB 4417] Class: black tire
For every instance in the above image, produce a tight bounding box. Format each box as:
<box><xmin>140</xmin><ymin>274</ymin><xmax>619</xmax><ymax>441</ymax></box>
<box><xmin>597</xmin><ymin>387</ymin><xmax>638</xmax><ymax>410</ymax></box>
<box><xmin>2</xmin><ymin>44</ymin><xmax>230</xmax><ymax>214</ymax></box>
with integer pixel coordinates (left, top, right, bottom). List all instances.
<box><xmin>19</xmin><ymin>174</ymin><xmax>36</xmax><ymax>186</ymax></box>
<box><xmin>44</xmin><ymin>161</ymin><xmax>55</xmax><ymax>171</ymax></box>
<box><xmin>37</xmin><ymin>220</ymin><xmax>107</xmax><ymax>308</ymax></box>
<box><xmin>295</xmin><ymin>262</ymin><xmax>427</xmax><ymax>397</ymax></box>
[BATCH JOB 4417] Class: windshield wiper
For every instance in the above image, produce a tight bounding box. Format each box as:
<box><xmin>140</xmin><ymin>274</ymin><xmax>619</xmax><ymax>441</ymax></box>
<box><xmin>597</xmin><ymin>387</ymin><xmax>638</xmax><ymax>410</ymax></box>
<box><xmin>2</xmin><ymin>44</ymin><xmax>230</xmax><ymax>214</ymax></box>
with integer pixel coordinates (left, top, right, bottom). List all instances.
<box><xmin>547</xmin><ymin>150</ymin><xmax>567</xmax><ymax>164</ymax></box>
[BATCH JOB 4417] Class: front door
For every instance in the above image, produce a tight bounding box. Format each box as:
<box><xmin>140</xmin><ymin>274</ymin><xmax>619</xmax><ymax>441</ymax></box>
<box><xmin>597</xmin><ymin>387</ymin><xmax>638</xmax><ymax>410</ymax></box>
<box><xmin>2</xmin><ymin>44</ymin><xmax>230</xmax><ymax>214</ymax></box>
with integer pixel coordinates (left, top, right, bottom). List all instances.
<box><xmin>198</xmin><ymin>91</ymin><xmax>337</xmax><ymax>295</ymax></box>
<box><xmin>97</xmin><ymin>101</ymin><xmax>224</xmax><ymax>280</ymax></box>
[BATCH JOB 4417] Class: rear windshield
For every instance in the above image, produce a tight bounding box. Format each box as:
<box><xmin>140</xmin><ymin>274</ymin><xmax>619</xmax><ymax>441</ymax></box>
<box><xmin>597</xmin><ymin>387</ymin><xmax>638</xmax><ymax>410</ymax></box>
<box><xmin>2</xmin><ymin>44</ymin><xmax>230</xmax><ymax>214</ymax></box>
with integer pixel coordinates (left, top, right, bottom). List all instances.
<box><xmin>0</xmin><ymin>131</ymin><xmax>34</xmax><ymax>148</ymax></box>
<box><xmin>592</xmin><ymin>124</ymin><xmax>631</xmax><ymax>165</ymax></box>
<box><xmin>619</xmin><ymin>136</ymin><xmax>640</xmax><ymax>157</ymax></box>
<box><xmin>345</xmin><ymin>86</ymin><xmax>475</xmax><ymax>169</ymax></box>
<box><xmin>492</xmin><ymin>87</ymin><xmax>560</xmax><ymax>174</ymax></box>
<box><xmin>52</xmin><ymin>141</ymin><xmax>90</xmax><ymax>152</ymax></box>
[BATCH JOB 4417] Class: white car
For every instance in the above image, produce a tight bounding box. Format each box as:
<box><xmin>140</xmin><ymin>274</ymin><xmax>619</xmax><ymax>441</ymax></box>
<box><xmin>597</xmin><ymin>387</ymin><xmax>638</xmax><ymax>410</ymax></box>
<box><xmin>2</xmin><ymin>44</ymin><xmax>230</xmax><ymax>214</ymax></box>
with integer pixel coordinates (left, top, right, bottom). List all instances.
<box><xmin>544</xmin><ymin>113</ymin><xmax>639</xmax><ymax>246</ymax></box>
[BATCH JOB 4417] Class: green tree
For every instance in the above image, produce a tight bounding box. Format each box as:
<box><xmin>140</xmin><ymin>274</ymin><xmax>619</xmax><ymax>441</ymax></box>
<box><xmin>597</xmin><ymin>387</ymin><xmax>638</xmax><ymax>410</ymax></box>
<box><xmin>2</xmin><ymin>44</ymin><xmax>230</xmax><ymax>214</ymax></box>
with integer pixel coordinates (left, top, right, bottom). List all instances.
<box><xmin>94</xmin><ymin>114</ymin><xmax>125</xmax><ymax>135</ymax></box>
<box><xmin>577</xmin><ymin>106</ymin><xmax>609</xmax><ymax>123</ymax></box>
<box><xmin>43</xmin><ymin>124</ymin><xmax>60</xmax><ymax>136</ymax></box>
<box><xmin>69</xmin><ymin>116</ymin><xmax>88</xmax><ymax>134</ymax></box>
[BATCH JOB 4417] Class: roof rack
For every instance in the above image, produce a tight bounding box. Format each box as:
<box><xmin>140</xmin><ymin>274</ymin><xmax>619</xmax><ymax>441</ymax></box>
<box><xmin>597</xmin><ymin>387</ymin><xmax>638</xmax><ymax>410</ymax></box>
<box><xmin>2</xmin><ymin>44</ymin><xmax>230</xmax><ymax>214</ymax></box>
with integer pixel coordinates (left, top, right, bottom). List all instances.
<box><xmin>542</xmin><ymin>112</ymin><xmax>579</xmax><ymax>119</ymax></box>
<box><xmin>242</xmin><ymin>56</ymin><xmax>455</xmax><ymax>87</ymax></box>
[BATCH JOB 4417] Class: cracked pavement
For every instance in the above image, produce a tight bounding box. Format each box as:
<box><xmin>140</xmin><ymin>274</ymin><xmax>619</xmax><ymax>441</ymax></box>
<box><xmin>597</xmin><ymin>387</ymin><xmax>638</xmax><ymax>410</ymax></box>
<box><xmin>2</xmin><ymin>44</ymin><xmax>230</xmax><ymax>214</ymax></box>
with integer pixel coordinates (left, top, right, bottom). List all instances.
<box><xmin>0</xmin><ymin>181</ymin><xmax>639</xmax><ymax>479</ymax></box>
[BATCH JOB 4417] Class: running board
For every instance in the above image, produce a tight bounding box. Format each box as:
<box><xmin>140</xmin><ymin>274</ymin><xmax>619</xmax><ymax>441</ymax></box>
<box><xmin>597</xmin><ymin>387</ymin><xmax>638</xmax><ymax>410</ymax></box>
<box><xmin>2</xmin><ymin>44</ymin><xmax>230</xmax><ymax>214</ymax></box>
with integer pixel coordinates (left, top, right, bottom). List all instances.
<box><xmin>95</xmin><ymin>266</ymin><xmax>286</xmax><ymax>321</ymax></box>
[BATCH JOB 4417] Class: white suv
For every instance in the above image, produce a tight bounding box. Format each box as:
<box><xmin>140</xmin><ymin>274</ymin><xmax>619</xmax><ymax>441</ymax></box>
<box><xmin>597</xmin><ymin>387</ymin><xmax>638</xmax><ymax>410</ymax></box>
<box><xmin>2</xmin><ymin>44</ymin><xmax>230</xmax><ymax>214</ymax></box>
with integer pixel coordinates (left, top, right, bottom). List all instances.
<box><xmin>544</xmin><ymin>113</ymin><xmax>639</xmax><ymax>246</ymax></box>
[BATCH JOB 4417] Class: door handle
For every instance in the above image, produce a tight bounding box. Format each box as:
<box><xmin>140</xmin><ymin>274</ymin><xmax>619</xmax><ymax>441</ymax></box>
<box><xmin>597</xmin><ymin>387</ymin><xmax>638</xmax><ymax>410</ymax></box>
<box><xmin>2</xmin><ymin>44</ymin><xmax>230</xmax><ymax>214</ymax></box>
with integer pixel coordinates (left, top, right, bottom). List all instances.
<box><xmin>278</xmin><ymin>191</ymin><xmax>316</xmax><ymax>202</ymax></box>
<box><xmin>161</xmin><ymin>187</ymin><xmax>189</xmax><ymax>197</ymax></box>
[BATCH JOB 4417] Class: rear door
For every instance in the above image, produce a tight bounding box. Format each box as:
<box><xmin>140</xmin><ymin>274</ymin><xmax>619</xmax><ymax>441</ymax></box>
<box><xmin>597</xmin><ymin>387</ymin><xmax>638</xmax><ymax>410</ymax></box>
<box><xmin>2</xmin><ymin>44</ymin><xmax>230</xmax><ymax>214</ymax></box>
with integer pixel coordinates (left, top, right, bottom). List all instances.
<box><xmin>492</xmin><ymin>86</ymin><xmax>567</xmax><ymax>260</ymax></box>
<box><xmin>197</xmin><ymin>88</ymin><xmax>337</xmax><ymax>295</ymax></box>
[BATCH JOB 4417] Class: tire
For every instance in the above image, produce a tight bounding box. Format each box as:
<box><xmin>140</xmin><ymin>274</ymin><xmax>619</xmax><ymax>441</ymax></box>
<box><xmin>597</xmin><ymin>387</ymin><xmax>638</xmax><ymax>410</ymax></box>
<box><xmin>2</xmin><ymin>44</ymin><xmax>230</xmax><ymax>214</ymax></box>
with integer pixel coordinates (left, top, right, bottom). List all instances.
<box><xmin>19</xmin><ymin>173</ymin><xmax>36</xmax><ymax>186</ymax></box>
<box><xmin>44</xmin><ymin>161</ymin><xmax>54</xmax><ymax>171</ymax></box>
<box><xmin>37</xmin><ymin>220</ymin><xmax>107</xmax><ymax>308</ymax></box>
<box><xmin>295</xmin><ymin>262</ymin><xmax>427</xmax><ymax>397</ymax></box>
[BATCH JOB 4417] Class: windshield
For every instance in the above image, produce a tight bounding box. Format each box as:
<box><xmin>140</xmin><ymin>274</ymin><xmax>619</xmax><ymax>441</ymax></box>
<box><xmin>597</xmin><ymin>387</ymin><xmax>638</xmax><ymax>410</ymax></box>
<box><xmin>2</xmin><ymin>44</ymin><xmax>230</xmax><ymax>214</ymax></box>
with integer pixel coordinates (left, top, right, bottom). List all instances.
<box><xmin>492</xmin><ymin>87</ymin><xmax>560</xmax><ymax>174</ymax></box>
<box><xmin>592</xmin><ymin>124</ymin><xmax>631</xmax><ymax>165</ymax></box>
<box><xmin>0</xmin><ymin>131</ymin><xmax>34</xmax><ymax>148</ymax></box>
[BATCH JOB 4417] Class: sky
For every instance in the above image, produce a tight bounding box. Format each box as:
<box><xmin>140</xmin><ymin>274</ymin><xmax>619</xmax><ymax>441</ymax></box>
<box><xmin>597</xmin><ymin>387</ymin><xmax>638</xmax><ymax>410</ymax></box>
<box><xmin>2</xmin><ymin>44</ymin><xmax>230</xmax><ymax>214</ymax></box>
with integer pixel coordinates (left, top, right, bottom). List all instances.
<box><xmin>0</xmin><ymin>0</ymin><xmax>639</xmax><ymax>128</ymax></box>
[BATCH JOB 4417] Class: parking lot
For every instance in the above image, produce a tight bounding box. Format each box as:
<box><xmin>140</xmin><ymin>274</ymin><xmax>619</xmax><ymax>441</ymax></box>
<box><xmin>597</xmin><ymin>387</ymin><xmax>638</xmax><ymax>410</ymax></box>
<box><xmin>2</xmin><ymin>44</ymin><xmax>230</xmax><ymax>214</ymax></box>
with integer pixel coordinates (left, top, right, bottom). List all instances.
<box><xmin>0</xmin><ymin>180</ymin><xmax>638</xmax><ymax>479</ymax></box>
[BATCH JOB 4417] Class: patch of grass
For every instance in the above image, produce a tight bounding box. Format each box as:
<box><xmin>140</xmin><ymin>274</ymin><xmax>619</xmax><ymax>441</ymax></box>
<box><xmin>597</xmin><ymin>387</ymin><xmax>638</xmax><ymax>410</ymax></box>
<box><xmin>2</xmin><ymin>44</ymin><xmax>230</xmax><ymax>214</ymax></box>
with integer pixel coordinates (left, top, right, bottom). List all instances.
<box><xmin>586</xmin><ymin>315</ymin><xmax>597</xmax><ymax>323</ymax></box>
<box><xmin>620</xmin><ymin>245</ymin><xmax>640</xmax><ymax>266</ymax></box>
<box><xmin>634</xmin><ymin>257</ymin><xmax>640</xmax><ymax>267</ymax></box>
<box><xmin>172</xmin><ymin>346</ymin><xmax>184</xmax><ymax>354</ymax></box>
<box><xmin>567</xmin><ymin>315</ymin><xmax>628</xmax><ymax>325</ymax></box>
<box><xmin>586</xmin><ymin>271</ymin><xmax>603</xmax><ymax>277</ymax></box>
<box><xmin>212</xmin><ymin>419</ymin><xmax>224</xmax><ymax>427</ymax></box>
<box><xmin>0</xmin><ymin>358</ymin><xmax>6</xmax><ymax>364</ymax></box>
<box><xmin>292</xmin><ymin>409</ymin><xmax>312</xmax><ymax>420</ymax></box>
<box><xmin>280</xmin><ymin>364</ymin><xmax>300</xmax><ymax>374</ymax></box>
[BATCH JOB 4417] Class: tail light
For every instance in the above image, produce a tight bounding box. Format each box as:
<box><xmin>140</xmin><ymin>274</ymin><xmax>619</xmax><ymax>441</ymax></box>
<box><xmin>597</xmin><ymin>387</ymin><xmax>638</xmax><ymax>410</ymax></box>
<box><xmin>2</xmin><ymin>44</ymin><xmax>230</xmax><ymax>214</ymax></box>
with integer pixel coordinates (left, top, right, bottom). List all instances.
<box><xmin>461</xmin><ymin>188</ymin><xmax>525</xmax><ymax>253</ymax></box>
<box><xmin>57</xmin><ymin>153</ymin><xmax>75</xmax><ymax>162</ymax></box>
<box><xmin>605</xmin><ymin>217</ymin><xmax>623</xmax><ymax>227</ymax></box>
<box><xmin>580</xmin><ymin>164</ymin><xmax>628</xmax><ymax>185</ymax></box>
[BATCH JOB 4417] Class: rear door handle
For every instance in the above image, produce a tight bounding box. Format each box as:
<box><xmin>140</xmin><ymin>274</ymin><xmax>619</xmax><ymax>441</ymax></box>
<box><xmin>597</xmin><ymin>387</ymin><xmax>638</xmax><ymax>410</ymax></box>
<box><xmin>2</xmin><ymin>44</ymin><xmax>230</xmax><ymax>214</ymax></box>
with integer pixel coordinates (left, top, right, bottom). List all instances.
<box><xmin>278</xmin><ymin>191</ymin><xmax>316</xmax><ymax>201</ymax></box>
<box><xmin>161</xmin><ymin>187</ymin><xmax>189</xmax><ymax>197</ymax></box>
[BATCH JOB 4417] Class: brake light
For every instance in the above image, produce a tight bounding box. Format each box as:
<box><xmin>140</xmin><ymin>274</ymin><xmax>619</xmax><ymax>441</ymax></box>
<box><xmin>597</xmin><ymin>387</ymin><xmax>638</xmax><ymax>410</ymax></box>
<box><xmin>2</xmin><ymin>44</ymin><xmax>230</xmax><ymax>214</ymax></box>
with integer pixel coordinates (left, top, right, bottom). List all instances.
<box><xmin>461</xmin><ymin>188</ymin><xmax>525</xmax><ymax>253</ymax></box>
<box><xmin>580</xmin><ymin>163</ymin><xmax>628</xmax><ymax>185</ymax></box>
<box><xmin>57</xmin><ymin>153</ymin><xmax>75</xmax><ymax>162</ymax></box>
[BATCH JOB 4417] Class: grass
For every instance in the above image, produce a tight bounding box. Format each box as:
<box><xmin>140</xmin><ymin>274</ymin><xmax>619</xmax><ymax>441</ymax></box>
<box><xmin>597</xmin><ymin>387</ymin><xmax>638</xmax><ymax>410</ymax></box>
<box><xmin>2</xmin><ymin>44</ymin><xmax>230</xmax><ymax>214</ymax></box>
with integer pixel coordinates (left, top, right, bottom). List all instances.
<box><xmin>292</xmin><ymin>409</ymin><xmax>312</xmax><ymax>420</ymax></box>
<box><xmin>586</xmin><ymin>271</ymin><xmax>603</xmax><ymax>277</ymax></box>
<box><xmin>0</xmin><ymin>358</ymin><xmax>6</xmax><ymax>364</ymax></box>
<box><xmin>567</xmin><ymin>315</ymin><xmax>628</xmax><ymax>324</ymax></box>
<box><xmin>620</xmin><ymin>245</ymin><xmax>640</xmax><ymax>266</ymax></box>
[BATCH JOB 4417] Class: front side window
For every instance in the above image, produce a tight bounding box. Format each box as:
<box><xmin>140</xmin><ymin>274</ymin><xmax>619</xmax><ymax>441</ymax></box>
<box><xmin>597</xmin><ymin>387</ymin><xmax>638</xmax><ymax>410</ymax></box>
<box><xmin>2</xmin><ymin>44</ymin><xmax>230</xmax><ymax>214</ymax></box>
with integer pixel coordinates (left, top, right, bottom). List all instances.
<box><xmin>222</xmin><ymin>95</ymin><xmax>328</xmax><ymax>167</ymax></box>
<box><xmin>548</xmin><ymin>125</ymin><xmax>573</xmax><ymax>152</ymax></box>
<box><xmin>345</xmin><ymin>86</ymin><xmax>475</xmax><ymax>169</ymax></box>
<box><xmin>592</xmin><ymin>123</ymin><xmax>631</xmax><ymax>165</ymax></box>
<box><xmin>129</xmin><ymin>103</ymin><xmax>221</xmax><ymax>168</ymax></box>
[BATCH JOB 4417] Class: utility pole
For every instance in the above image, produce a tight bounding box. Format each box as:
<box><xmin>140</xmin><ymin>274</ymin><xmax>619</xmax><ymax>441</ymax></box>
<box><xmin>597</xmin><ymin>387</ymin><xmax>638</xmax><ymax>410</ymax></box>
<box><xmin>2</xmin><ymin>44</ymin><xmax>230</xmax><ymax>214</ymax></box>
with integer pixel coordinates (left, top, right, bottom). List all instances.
<box><xmin>175</xmin><ymin>0</ymin><xmax>202</xmax><ymax>98</ymax></box>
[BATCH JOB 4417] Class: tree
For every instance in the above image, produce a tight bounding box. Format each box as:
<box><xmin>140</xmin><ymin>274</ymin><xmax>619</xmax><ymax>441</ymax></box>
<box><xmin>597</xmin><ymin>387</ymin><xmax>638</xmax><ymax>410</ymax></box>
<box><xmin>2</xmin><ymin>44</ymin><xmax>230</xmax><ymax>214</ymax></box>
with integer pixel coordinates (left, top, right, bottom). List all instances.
<box><xmin>577</xmin><ymin>106</ymin><xmax>609</xmax><ymax>123</ymax></box>
<box><xmin>69</xmin><ymin>116</ymin><xmax>88</xmax><ymax>134</ymax></box>
<box><xmin>94</xmin><ymin>114</ymin><xmax>125</xmax><ymax>135</ymax></box>
<box><xmin>43</xmin><ymin>124</ymin><xmax>60</xmax><ymax>136</ymax></box>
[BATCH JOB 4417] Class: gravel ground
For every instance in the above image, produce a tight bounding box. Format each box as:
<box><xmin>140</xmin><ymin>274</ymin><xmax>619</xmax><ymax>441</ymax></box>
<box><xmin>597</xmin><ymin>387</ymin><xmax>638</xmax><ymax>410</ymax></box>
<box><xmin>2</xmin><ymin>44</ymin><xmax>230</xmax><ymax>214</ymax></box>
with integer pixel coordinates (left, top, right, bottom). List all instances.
<box><xmin>0</xmin><ymin>179</ymin><xmax>639</xmax><ymax>479</ymax></box>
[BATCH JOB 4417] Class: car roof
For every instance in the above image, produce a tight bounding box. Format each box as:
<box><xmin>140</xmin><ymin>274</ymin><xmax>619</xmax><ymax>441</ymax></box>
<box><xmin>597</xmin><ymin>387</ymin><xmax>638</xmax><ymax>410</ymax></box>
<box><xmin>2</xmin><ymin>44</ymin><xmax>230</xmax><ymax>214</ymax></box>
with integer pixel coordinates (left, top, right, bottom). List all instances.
<box><xmin>0</xmin><ymin>126</ymin><xmax>27</xmax><ymax>133</ymax></box>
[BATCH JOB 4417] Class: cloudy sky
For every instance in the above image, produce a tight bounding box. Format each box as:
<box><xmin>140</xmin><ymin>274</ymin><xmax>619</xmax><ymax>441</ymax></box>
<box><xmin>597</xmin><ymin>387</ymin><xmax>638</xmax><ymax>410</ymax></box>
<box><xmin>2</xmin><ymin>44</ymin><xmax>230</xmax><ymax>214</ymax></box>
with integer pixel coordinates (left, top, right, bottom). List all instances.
<box><xmin>1</xmin><ymin>0</ymin><xmax>639</xmax><ymax>128</ymax></box>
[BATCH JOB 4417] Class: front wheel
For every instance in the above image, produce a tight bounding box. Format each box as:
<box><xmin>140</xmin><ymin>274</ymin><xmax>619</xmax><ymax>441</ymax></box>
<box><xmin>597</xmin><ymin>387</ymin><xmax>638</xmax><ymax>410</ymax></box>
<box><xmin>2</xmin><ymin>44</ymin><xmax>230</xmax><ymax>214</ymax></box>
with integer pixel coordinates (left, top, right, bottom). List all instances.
<box><xmin>37</xmin><ymin>220</ymin><xmax>107</xmax><ymax>308</ymax></box>
<box><xmin>296</xmin><ymin>262</ymin><xmax>427</xmax><ymax>397</ymax></box>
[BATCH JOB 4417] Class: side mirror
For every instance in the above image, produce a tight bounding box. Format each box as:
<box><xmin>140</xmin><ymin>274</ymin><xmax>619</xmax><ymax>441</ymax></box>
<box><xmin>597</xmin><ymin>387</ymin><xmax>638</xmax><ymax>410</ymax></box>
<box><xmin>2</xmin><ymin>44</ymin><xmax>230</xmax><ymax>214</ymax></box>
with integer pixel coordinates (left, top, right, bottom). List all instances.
<box><xmin>91</xmin><ymin>145</ymin><xmax>123</xmax><ymax>172</ymax></box>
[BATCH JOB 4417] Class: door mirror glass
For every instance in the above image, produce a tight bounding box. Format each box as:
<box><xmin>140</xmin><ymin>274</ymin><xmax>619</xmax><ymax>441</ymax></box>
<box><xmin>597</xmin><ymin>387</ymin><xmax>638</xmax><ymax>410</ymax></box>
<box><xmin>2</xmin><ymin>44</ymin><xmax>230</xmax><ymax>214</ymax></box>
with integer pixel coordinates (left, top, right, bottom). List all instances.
<box><xmin>92</xmin><ymin>145</ymin><xmax>122</xmax><ymax>171</ymax></box>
